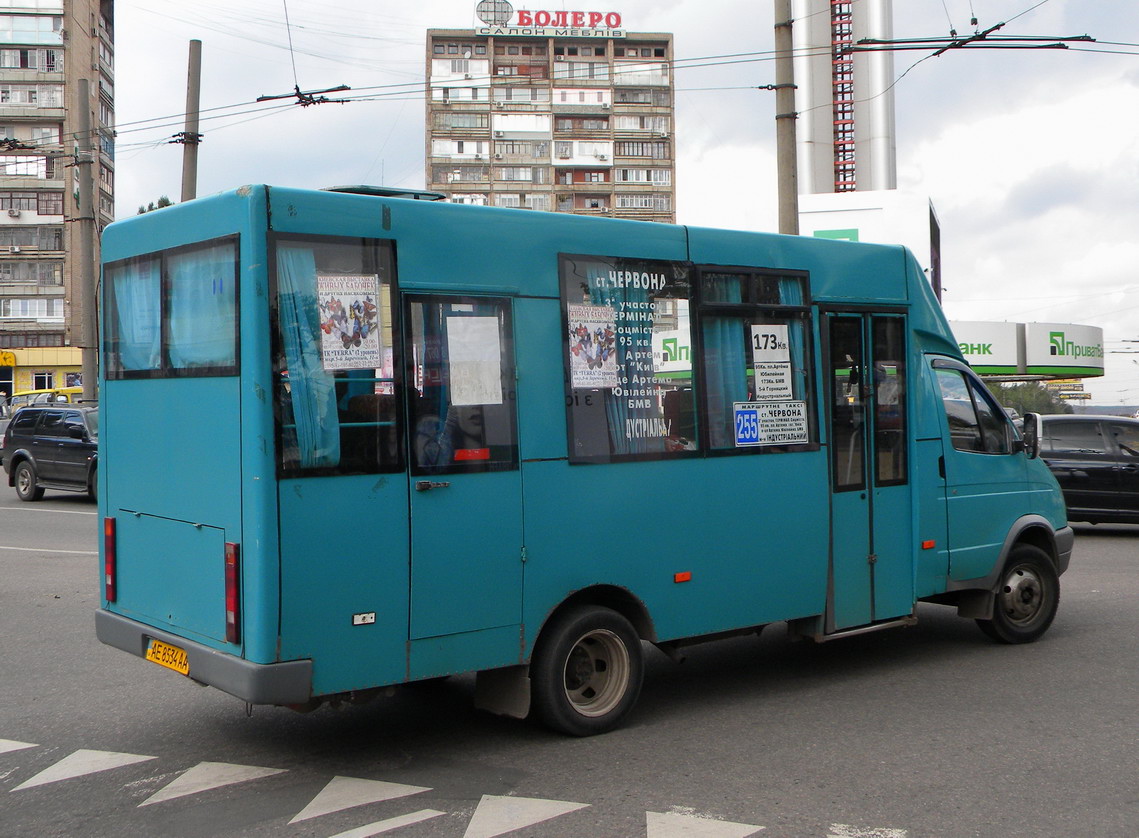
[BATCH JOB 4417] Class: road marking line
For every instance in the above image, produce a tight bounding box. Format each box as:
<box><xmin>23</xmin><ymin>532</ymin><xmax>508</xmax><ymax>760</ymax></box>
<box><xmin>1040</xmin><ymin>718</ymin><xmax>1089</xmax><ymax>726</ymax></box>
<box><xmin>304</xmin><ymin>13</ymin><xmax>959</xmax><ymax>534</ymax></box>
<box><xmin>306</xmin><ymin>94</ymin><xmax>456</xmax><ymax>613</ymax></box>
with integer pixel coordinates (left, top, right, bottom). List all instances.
<box><xmin>139</xmin><ymin>761</ymin><xmax>287</xmax><ymax>806</ymax></box>
<box><xmin>0</xmin><ymin>739</ymin><xmax>37</xmax><ymax>755</ymax></box>
<box><xmin>290</xmin><ymin>776</ymin><xmax>432</xmax><ymax>824</ymax></box>
<box><xmin>463</xmin><ymin>795</ymin><xmax>590</xmax><ymax>838</ymax></box>
<box><xmin>327</xmin><ymin>809</ymin><xmax>446</xmax><ymax>838</ymax></box>
<box><xmin>0</xmin><ymin>545</ymin><xmax>96</xmax><ymax>555</ymax></box>
<box><xmin>0</xmin><ymin>507</ymin><xmax>97</xmax><ymax>515</ymax></box>
<box><xmin>11</xmin><ymin>749</ymin><xmax>156</xmax><ymax>791</ymax></box>
<box><xmin>648</xmin><ymin>811</ymin><xmax>765</xmax><ymax>837</ymax></box>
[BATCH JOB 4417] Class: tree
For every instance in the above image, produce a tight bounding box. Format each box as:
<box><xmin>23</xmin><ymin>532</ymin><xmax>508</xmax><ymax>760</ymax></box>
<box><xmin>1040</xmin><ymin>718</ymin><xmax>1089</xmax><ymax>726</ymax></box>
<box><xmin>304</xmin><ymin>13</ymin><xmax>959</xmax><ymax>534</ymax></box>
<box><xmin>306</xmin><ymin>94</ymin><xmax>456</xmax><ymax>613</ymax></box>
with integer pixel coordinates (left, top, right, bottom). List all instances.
<box><xmin>991</xmin><ymin>382</ymin><xmax>1073</xmax><ymax>417</ymax></box>
<box><xmin>137</xmin><ymin>195</ymin><xmax>174</xmax><ymax>214</ymax></box>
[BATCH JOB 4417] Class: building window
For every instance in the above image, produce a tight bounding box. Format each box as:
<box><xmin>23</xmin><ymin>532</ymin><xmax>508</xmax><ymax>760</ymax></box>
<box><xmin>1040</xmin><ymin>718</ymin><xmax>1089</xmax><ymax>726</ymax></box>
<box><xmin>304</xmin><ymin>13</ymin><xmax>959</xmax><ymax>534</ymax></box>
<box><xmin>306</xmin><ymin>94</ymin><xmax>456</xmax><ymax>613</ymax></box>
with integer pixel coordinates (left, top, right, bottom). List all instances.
<box><xmin>0</xmin><ymin>225</ymin><xmax>62</xmax><ymax>249</ymax></box>
<box><xmin>0</xmin><ymin>261</ymin><xmax>62</xmax><ymax>285</ymax></box>
<box><xmin>1</xmin><ymin>297</ymin><xmax>63</xmax><ymax>320</ymax></box>
<box><xmin>0</xmin><ymin>155</ymin><xmax>53</xmax><ymax>177</ymax></box>
<box><xmin>0</xmin><ymin>332</ymin><xmax>61</xmax><ymax>348</ymax></box>
<box><xmin>0</xmin><ymin>191</ymin><xmax>36</xmax><ymax>210</ymax></box>
<box><xmin>37</xmin><ymin>192</ymin><xmax>62</xmax><ymax>215</ymax></box>
<box><xmin>33</xmin><ymin>371</ymin><xmax>54</xmax><ymax>389</ymax></box>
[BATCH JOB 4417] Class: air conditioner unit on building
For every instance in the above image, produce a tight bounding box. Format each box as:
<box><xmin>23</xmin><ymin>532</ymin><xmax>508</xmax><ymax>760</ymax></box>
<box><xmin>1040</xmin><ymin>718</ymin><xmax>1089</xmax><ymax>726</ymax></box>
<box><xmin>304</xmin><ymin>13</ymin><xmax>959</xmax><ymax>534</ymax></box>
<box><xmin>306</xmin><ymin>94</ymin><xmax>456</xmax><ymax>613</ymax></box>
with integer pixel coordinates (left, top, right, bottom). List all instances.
<box><xmin>601</xmin><ymin>103</ymin><xmax>610</xmax><ymax>109</ymax></box>
<box><xmin>494</xmin><ymin>131</ymin><xmax>504</xmax><ymax>137</ymax></box>
<box><xmin>597</xmin><ymin>154</ymin><xmax>609</xmax><ymax>160</ymax></box>
<box><xmin>464</xmin><ymin>73</ymin><xmax>473</xmax><ymax>79</ymax></box>
<box><xmin>494</xmin><ymin>153</ymin><xmax>503</xmax><ymax>159</ymax></box>
<box><xmin>474</xmin><ymin>153</ymin><xmax>483</xmax><ymax>159</ymax></box>
<box><xmin>9</xmin><ymin>246</ymin><xmax>20</xmax><ymax>253</ymax></box>
<box><xmin>7</xmin><ymin>209</ymin><xmax>19</xmax><ymax>218</ymax></box>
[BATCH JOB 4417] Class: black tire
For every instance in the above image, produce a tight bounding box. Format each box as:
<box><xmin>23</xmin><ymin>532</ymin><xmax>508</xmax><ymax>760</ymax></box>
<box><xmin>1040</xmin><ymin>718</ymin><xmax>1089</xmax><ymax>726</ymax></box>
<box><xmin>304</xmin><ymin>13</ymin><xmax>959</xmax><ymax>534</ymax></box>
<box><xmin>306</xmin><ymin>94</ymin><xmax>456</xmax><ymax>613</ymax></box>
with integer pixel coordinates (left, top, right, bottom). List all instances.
<box><xmin>13</xmin><ymin>460</ymin><xmax>44</xmax><ymax>502</ymax></box>
<box><xmin>530</xmin><ymin>605</ymin><xmax>644</xmax><ymax>736</ymax></box>
<box><xmin>976</xmin><ymin>544</ymin><xmax>1060</xmax><ymax>644</ymax></box>
<box><xmin>87</xmin><ymin>466</ymin><xmax>97</xmax><ymax>501</ymax></box>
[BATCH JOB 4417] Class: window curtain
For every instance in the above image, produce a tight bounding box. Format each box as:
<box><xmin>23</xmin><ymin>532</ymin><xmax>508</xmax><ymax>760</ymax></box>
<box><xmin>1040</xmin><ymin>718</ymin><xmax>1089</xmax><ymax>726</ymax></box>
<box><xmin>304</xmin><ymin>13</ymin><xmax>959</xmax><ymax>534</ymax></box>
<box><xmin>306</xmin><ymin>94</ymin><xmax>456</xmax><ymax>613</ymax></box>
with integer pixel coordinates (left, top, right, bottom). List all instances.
<box><xmin>111</xmin><ymin>258</ymin><xmax>161</xmax><ymax>371</ymax></box>
<box><xmin>277</xmin><ymin>245</ymin><xmax>340</xmax><ymax>468</ymax></box>
<box><xmin>702</xmin><ymin>276</ymin><xmax>746</xmax><ymax>448</ymax></box>
<box><xmin>779</xmin><ymin>278</ymin><xmax>808</xmax><ymax>401</ymax></box>
<box><xmin>167</xmin><ymin>243</ymin><xmax>237</xmax><ymax>368</ymax></box>
<box><xmin>588</xmin><ymin>265</ymin><xmax>657</xmax><ymax>455</ymax></box>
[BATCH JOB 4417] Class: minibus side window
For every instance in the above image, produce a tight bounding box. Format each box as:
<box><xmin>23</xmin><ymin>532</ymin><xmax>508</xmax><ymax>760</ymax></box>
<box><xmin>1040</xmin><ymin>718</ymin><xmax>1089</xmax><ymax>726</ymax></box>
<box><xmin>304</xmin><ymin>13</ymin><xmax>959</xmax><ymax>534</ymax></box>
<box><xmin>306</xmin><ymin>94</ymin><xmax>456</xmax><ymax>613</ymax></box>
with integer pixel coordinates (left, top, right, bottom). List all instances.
<box><xmin>700</xmin><ymin>270</ymin><xmax>813</xmax><ymax>453</ymax></box>
<box><xmin>105</xmin><ymin>237</ymin><xmax>239</xmax><ymax>378</ymax></box>
<box><xmin>936</xmin><ymin>367</ymin><xmax>1011</xmax><ymax>454</ymax></box>
<box><xmin>271</xmin><ymin>235</ymin><xmax>402</xmax><ymax>477</ymax></box>
<box><xmin>559</xmin><ymin>254</ymin><xmax>697</xmax><ymax>464</ymax></box>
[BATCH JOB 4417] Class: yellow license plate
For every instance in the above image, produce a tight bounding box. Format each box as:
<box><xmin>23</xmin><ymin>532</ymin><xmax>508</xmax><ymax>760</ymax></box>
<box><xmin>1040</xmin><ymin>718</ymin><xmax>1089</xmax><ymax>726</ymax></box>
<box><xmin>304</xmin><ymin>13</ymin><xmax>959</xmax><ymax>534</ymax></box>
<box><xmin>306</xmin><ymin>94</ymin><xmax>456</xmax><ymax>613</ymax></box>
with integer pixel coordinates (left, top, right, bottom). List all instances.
<box><xmin>146</xmin><ymin>639</ymin><xmax>189</xmax><ymax>676</ymax></box>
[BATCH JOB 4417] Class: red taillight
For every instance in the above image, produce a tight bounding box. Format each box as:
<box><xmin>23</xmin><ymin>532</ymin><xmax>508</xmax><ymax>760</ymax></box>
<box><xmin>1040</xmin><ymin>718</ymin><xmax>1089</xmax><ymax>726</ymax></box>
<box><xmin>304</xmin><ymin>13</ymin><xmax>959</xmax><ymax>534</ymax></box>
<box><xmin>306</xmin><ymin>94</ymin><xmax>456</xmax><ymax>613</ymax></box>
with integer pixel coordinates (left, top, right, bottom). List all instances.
<box><xmin>224</xmin><ymin>541</ymin><xmax>240</xmax><ymax>644</ymax></box>
<box><xmin>103</xmin><ymin>517</ymin><xmax>116</xmax><ymax>602</ymax></box>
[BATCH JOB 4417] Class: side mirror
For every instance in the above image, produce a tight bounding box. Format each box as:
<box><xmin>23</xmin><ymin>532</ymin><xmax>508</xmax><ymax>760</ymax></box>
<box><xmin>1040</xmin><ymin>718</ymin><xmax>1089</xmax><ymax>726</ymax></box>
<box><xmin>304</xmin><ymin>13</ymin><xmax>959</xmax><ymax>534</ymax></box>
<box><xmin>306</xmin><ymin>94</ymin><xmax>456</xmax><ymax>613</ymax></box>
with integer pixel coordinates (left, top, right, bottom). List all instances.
<box><xmin>67</xmin><ymin>424</ymin><xmax>86</xmax><ymax>440</ymax></box>
<box><xmin>1022</xmin><ymin>413</ymin><xmax>1041</xmax><ymax>459</ymax></box>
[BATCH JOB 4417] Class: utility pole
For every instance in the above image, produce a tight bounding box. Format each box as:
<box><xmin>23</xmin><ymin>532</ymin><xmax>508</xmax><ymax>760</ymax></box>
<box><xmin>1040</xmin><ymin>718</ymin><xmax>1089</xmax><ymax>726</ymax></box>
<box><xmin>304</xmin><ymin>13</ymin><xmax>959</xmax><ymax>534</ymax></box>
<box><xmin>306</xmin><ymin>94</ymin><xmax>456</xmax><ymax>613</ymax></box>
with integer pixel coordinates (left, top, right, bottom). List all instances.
<box><xmin>76</xmin><ymin>78</ymin><xmax>97</xmax><ymax>402</ymax></box>
<box><xmin>774</xmin><ymin>0</ymin><xmax>799</xmax><ymax>235</ymax></box>
<box><xmin>180</xmin><ymin>40</ymin><xmax>203</xmax><ymax>202</ymax></box>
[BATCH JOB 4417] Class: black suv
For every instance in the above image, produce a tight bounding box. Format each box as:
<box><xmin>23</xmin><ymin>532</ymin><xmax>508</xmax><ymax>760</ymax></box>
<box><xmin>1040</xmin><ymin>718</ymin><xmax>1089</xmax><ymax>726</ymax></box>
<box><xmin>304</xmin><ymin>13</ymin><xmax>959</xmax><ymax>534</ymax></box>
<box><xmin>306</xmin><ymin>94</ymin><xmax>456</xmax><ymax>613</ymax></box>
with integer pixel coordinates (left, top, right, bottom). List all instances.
<box><xmin>1039</xmin><ymin>414</ymin><xmax>1139</xmax><ymax>524</ymax></box>
<box><xmin>1</xmin><ymin>404</ymin><xmax>98</xmax><ymax>501</ymax></box>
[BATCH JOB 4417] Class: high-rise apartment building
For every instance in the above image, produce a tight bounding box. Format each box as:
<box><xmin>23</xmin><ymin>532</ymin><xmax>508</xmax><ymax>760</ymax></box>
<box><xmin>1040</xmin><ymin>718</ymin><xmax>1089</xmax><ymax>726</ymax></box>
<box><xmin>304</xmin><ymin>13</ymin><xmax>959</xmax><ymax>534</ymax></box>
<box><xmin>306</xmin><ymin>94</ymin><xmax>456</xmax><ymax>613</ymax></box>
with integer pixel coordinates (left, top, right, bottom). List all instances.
<box><xmin>426</xmin><ymin>7</ymin><xmax>674</xmax><ymax>222</ymax></box>
<box><xmin>0</xmin><ymin>0</ymin><xmax>113</xmax><ymax>398</ymax></box>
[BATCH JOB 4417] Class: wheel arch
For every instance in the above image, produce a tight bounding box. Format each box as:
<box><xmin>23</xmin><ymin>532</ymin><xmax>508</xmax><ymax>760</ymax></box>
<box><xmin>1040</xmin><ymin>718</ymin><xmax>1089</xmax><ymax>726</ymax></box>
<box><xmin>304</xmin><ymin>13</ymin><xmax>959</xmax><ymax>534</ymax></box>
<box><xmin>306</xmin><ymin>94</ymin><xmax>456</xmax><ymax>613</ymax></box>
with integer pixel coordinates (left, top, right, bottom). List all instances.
<box><xmin>530</xmin><ymin>584</ymin><xmax>655</xmax><ymax>660</ymax></box>
<box><xmin>5</xmin><ymin>450</ymin><xmax>32</xmax><ymax>487</ymax></box>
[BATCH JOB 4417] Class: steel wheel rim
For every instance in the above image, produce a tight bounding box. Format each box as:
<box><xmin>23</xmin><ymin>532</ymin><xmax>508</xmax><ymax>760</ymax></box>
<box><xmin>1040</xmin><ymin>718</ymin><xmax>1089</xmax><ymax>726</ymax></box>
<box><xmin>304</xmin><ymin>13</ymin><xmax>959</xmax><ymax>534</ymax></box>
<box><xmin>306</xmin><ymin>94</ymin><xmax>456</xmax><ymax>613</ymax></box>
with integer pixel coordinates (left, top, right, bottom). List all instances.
<box><xmin>562</xmin><ymin>628</ymin><xmax>630</xmax><ymax>718</ymax></box>
<box><xmin>999</xmin><ymin>564</ymin><xmax>1045</xmax><ymax>625</ymax></box>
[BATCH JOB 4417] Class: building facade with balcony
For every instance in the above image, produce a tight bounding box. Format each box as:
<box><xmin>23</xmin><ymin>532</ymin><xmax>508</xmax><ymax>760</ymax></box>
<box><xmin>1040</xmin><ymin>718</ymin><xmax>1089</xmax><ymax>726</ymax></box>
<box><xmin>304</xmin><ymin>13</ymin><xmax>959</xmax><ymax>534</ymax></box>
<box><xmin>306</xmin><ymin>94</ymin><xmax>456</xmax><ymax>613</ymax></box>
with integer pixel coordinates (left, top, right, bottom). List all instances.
<box><xmin>0</xmin><ymin>0</ymin><xmax>113</xmax><ymax>399</ymax></box>
<box><xmin>425</xmin><ymin>16</ymin><xmax>674</xmax><ymax>222</ymax></box>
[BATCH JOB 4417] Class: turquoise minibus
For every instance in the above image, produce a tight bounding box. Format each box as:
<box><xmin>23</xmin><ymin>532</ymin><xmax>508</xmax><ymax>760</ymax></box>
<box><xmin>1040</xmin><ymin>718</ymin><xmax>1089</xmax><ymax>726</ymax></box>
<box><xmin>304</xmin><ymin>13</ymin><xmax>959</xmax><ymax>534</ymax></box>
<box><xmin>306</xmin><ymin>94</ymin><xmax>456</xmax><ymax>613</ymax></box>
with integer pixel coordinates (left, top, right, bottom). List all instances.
<box><xmin>95</xmin><ymin>185</ymin><xmax>1072</xmax><ymax>735</ymax></box>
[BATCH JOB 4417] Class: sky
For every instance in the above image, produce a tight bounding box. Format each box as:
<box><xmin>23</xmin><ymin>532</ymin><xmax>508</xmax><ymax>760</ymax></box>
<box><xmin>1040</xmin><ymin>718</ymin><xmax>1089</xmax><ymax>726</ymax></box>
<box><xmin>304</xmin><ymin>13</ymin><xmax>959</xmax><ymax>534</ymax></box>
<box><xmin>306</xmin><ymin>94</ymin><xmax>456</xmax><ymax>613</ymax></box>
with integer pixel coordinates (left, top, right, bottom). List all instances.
<box><xmin>111</xmin><ymin>0</ymin><xmax>1139</xmax><ymax>404</ymax></box>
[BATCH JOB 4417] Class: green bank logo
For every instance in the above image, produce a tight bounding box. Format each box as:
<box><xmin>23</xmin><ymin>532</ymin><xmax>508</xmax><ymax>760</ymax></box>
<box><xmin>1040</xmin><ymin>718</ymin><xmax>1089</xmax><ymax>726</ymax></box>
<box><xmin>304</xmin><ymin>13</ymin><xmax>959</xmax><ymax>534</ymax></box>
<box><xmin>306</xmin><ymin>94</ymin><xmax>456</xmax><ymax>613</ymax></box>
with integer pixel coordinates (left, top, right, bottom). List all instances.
<box><xmin>958</xmin><ymin>342</ymin><xmax>992</xmax><ymax>355</ymax></box>
<box><xmin>1049</xmin><ymin>331</ymin><xmax>1103</xmax><ymax>359</ymax></box>
<box><xmin>661</xmin><ymin>337</ymin><xmax>689</xmax><ymax>363</ymax></box>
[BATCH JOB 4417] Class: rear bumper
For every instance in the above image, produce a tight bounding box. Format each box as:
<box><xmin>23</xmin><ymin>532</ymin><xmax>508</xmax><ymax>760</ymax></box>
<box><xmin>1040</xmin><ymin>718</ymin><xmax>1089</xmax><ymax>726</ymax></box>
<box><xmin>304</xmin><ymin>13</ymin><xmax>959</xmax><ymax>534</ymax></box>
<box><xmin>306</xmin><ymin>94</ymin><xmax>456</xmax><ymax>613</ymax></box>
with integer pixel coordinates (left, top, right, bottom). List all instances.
<box><xmin>95</xmin><ymin>609</ymin><xmax>313</xmax><ymax>705</ymax></box>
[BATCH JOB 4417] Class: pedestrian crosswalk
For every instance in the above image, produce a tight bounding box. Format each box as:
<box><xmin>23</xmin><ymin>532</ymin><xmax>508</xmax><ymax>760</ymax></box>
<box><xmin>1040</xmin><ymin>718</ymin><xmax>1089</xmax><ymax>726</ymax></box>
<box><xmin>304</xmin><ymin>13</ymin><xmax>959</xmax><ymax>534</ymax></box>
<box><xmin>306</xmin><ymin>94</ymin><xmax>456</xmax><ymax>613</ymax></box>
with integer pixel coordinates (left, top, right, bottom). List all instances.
<box><xmin>1</xmin><ymin>737</ymin><xmax>907</xmax><ymax>837</ymax></box>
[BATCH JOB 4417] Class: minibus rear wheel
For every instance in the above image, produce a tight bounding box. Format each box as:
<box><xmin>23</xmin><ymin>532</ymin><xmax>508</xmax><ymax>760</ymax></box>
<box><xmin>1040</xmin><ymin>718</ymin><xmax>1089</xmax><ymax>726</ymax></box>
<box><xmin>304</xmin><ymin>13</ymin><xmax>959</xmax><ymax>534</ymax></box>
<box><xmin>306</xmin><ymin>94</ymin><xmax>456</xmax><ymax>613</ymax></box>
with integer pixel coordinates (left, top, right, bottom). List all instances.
<box><xmin>530</xmin><ymin>605</ymin><xmax>644</xmax><ymax>736</ymax></box>
<box><xmin>976</xmin><ymin>544</ymin><xmax>1059</xmax><ymax>644</ymax></box>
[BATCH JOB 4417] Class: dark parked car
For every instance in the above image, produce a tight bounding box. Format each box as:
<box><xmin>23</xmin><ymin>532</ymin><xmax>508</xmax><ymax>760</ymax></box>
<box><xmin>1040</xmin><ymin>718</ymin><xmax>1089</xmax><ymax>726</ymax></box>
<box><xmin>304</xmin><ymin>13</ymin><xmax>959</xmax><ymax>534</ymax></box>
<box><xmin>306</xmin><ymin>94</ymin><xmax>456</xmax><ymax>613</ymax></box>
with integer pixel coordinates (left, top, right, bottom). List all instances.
<box><xmin>1</xmin><ymin>404</ymin><xmax>98</xmax><ymax>501</ymax></box>
<box><xmin>1039</xmin><ymin>414</ymin><xmax>1139</xmax><ymax>524</ymax></box>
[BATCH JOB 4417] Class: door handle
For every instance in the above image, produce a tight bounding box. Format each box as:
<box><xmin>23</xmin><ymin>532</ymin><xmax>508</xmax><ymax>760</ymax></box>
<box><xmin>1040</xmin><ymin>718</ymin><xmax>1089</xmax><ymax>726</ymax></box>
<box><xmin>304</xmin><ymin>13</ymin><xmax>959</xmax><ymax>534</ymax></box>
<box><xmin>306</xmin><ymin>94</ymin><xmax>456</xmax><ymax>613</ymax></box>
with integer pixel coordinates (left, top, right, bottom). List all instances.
<box><xmin>416</xmin><ymin>480</ymin><xmax>451</xmax><ymax>492</ymax></box>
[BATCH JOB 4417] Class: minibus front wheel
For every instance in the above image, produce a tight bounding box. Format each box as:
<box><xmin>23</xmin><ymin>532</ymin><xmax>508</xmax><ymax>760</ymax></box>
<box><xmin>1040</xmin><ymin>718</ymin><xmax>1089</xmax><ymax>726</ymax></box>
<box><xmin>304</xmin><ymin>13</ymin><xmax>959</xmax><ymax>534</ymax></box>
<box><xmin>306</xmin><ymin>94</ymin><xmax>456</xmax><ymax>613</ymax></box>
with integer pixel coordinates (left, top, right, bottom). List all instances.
<box><xmin>531</xmin><ymin>605</ymin><xmax>644</xmax><ymax>736</ymax></box>
<box><xmin>976</xmin><ymin>544</ymin><xmax>1060</xmax><ymax>644</ymax></box>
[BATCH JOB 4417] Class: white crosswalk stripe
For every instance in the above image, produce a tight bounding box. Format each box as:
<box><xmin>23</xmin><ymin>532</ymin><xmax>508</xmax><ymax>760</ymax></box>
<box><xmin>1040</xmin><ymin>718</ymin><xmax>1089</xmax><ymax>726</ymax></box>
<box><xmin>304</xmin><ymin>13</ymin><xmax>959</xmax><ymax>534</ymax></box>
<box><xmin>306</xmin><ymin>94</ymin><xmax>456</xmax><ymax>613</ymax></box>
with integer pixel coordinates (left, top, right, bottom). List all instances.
<box><xmin>11</xmin><ymin>748</ymin><xmax>156</xmax><ymax>791</ymax></box>
<box><xmin>139</xmin><ymin>760</ymin><xmax>287</xmax><ymax>806</ymax></box>
<box><xmin>462</xmin><ymin>794</ymin><xmax>590</xmax><ymax>838</ymax></box>
<box><xmin>647</xmin><ymin>810</ymin><xmax>765</xmax><ymax>837</ymax></box>
<box><xmin>289</xmin><ymin>775</ymin><xmax>432</xmax><ymax>824</ymax></box>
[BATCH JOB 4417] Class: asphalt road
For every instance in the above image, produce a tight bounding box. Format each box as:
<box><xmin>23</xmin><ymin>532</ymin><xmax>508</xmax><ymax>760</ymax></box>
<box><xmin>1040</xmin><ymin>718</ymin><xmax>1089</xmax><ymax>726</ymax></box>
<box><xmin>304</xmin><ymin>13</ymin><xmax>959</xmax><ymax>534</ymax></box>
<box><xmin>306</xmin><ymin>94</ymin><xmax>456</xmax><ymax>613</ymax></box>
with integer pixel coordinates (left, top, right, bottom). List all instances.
<box><xmin>0</xmin><ymin>489</ymin><xmax>1136</xmax><ymax>838</ymax></box>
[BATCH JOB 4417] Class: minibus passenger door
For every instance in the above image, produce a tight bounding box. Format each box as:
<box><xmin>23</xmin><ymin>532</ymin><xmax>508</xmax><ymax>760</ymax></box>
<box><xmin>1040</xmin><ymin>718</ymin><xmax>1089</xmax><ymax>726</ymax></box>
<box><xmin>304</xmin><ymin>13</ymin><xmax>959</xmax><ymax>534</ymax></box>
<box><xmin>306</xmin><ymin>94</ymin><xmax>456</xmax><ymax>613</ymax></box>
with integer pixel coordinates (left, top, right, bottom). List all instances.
<box><xmin>826</xmin><ymin>314</ymin><xmax>912</xmax><ymax>630</ymax></box>
<box><xmin>403</xmin><ymin>295</ymin><xmax>523</xmax><ymax>640</ymax></box>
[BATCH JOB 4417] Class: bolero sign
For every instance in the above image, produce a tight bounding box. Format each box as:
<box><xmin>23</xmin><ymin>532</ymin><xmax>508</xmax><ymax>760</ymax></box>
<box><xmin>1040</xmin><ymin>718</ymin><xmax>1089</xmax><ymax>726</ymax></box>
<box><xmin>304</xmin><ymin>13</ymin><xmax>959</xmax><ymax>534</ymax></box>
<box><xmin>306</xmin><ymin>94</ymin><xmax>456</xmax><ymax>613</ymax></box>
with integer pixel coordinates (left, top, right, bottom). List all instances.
<box><xmin>475</xmin><ymin>1</ymin><xmax>625</xmax><ymax>36</ymax></box>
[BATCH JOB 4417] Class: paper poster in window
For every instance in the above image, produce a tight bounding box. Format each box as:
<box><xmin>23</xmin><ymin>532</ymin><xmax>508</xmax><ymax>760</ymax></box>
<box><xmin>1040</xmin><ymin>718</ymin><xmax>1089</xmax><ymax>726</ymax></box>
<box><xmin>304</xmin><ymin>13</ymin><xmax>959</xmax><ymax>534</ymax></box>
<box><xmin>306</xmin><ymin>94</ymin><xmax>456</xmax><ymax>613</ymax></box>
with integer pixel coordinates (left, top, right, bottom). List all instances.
<box><xmin>317</xmin><ymin>274</ymin><xmax>383</xmax><ymax>370</ymax></box>
<box><xmin>750</xmin><ymin>323</ymin><xmax>793</xmax><ymax>400</ymax></box>
<box><xmin>567</xmin><ymin>304</ymin><xmax>618</xmax><ymax>389</ymax></box>
<box><xmin>446</xmin><ymin>315</ymin><xmax>503</xmax><ymax>406</ymax></box>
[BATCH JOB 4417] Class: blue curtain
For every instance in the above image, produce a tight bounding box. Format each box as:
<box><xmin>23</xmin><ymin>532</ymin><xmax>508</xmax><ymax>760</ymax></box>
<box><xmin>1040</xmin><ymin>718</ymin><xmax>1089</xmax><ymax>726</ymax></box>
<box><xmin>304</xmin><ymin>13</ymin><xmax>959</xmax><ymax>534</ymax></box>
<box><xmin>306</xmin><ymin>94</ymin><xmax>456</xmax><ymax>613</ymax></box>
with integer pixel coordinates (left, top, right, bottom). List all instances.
<box><xmin>277</xmin><ymin>245</ymin><xmax>340</xmax><ymax>468</ymax></box>
<box><xmin>167</xmin><ymin>243</ymin><xmax>237</xmax><ymax>368</ymax></box>
<box><xmin>702</xmin><ymin>276</ymin><xmax>746</xmax><ymax>448</ymax></box>
<box><xmin>779</xmin><ymin>278</ymin><xmax>808</xmax><ymax>401</ymax></box>
<box><xmin>110</xmin><ymin>259</ymin><xmax>161</xmax><ymax>371</ymax></box>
